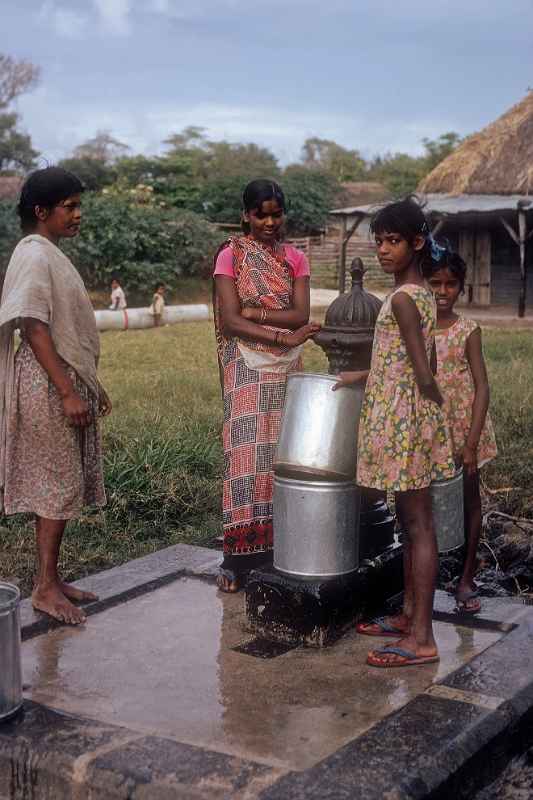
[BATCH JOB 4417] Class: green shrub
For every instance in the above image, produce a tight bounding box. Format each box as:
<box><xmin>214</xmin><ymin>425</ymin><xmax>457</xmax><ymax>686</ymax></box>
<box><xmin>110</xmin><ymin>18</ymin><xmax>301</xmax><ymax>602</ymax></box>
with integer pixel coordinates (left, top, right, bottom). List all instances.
<box><xmin>63</xmin><ymin>192</ymin><xmax>221</xmax><ymax>290</ymax></box>
<box><xmin>0</xmin><ymin>198</ymin><xmax>20</xmax><ymax>274</ymax></box>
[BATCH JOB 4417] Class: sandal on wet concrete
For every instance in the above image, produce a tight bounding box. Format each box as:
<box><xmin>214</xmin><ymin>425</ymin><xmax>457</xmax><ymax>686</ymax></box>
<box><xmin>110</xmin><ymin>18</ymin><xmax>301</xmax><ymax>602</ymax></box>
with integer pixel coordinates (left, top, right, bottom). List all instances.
<box><xmin>356</xmin><ymin>617</ymin><xmax>409</xmax><ymax>637</ymax></box>
<box><xmin>455</xmin><ymin>590</ymin><xmax>481</xmax><ymax>614</ymax></box>
<box><xmin>367</xmin><ymin>645</ymin><xmax>440</xmax><ymax>668</ymax></box>
<box><xmin>216</xmin><ymin>568</ymin><xmax>245</xmax><ymax>594</ymax></box>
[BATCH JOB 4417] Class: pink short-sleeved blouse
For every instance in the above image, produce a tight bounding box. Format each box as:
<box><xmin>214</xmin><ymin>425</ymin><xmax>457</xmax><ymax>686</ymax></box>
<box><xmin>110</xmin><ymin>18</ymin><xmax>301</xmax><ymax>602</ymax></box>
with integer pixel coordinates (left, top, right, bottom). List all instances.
<box><xmin>214</xmin><ymin>243</ymin><xmax>310</xmax><ymax>279</ymax></box>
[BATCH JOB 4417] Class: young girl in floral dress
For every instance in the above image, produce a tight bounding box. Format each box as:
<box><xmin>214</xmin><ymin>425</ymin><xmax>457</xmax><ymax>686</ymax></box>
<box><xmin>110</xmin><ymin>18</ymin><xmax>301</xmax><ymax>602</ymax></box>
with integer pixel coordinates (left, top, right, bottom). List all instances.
<box><xmin>426</xmin><ymin>251</ymin><xmax>497</xmax><ymax>613</ymax></box>
<box><xmin>335</xmin><ymin>196</ymin><xmax>454</xmax><ymax>668</ymax></box>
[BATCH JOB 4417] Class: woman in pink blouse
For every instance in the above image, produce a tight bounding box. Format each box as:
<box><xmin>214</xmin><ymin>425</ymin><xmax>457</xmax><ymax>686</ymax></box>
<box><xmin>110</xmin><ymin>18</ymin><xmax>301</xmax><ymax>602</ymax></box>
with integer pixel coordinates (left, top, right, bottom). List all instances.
<box><xmin>213</xmin><ymin>179</ymin><xmax>320</xmax><ymax>592</ymax></box>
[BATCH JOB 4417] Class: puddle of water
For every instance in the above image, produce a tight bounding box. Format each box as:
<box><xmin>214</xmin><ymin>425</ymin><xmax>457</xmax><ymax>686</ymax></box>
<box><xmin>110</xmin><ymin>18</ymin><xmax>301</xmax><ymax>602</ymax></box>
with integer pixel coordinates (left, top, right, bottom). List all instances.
<box><xmin>23</xmin><ymin>578</ymin><xmax>503</xmax><ymax>770</ymax></box>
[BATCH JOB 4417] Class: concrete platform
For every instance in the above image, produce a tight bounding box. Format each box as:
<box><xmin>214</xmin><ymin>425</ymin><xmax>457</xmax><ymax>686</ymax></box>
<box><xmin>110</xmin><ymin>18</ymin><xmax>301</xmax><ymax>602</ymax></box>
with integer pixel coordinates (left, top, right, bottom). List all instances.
<box><xmin>1</xmin><ymin>543</ymin><xmax>533</xmax><ymax>799</ymax></box>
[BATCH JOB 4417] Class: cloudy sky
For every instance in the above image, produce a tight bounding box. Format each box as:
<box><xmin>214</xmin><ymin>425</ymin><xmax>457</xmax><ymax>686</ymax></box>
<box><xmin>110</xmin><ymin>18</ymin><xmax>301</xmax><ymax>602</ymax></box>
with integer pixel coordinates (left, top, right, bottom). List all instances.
<box><xmin>5</xmin><ymin>0</ymin><xmax>533</xmax><ymax>165</ymax></box>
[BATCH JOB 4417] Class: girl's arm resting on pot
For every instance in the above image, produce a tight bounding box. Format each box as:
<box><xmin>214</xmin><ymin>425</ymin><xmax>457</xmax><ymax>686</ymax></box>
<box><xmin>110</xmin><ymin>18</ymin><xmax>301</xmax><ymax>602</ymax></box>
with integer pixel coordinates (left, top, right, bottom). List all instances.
<box><xmin>391</xmin><ymin>293</ymin><xmax>443</xmax><ymax>406</ymax></box>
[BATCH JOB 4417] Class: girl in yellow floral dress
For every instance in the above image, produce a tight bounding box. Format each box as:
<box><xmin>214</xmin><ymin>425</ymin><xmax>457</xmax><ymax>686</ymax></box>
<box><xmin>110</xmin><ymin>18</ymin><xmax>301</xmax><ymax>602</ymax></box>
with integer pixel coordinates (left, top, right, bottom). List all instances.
<box><xmin>426</xmin><ymin>251</ymin><xmax>497</xmax><ymax>614</ymax></box>
<box><xmin>335</xmin><ymin>196</ymin><xmax>454</xmax><ymax>668</ymax></box>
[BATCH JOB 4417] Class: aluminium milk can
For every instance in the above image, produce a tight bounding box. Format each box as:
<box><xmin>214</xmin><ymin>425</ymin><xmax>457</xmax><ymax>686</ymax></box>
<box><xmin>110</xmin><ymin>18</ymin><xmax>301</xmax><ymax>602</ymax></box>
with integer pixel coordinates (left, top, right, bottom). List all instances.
<box><xmin>430</xmin><ymin>468</ymin><xmax>465</xmax><ymax>553</ymax></box>
<box><xmin>273</xmin><ymin>476</ymin><xmax>360</xmax><ymax>578</ymax></box>
<box><xmin>0</xmin><ymin>582</ymin><xmax>23</xmax><ymax>722</ymax></box>
<box><xmin>273</xmin><ymin>372</ymin><xmax>364</xmax><ymax>482</ymax></box>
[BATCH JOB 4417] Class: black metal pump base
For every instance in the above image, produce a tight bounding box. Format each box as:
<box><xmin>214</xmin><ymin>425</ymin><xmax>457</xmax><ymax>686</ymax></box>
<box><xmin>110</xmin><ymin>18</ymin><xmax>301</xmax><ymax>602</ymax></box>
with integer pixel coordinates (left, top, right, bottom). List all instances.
<box><xmin>245</xmin><ymin>543</ymin><xmax>404</xmax><ymax>648</ymax></box>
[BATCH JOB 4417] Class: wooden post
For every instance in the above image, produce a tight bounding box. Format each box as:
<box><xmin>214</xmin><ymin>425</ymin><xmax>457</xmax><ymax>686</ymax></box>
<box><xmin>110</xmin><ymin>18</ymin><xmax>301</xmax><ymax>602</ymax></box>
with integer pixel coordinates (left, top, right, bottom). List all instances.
<box><xmin>518</xmin><ymin>209</ymin><xmax>527</xmax><ymax>318</ymax></box>
<box><xmin>500</xmin><ymin>212</ymin><xmax>530</xmax><ymax>318</ymax></box>
<box><xmin>337</xmin><ymin>217</ymin><xmax>347</xmax><ymax>293</ymax></box>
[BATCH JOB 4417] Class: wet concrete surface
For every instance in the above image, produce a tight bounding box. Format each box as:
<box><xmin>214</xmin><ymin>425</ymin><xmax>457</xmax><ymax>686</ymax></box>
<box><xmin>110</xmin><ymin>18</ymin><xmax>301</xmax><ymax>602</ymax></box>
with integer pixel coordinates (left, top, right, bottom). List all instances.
<box><xmin>23</xmin><ymin>576</ymin><xmax>503</xmax><ymax>771</ymax></box>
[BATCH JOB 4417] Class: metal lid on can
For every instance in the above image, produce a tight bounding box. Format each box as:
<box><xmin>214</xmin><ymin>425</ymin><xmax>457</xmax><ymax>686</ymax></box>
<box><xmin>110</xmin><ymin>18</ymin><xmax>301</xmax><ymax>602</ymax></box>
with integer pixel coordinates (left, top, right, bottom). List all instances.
<box><xmin>0</xmin><ymin>582</ymin><xmax>21</xmax><ymax>614</ymax></box>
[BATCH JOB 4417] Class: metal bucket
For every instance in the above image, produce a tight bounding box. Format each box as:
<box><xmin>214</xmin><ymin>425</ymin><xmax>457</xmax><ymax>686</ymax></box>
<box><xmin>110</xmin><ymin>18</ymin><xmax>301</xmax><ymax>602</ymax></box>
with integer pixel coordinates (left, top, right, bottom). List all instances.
<box><xmin>273</xmin><ymin>372</ymin><xmax>364</xmax><ymax>482</ymax></box>
<box><xmin>430</xmin><ymin>468</ymin><xmax>465</xmax><ymax>553</ymax></box>
<box><xmin>273</xmin><ymin>475</ymin><xmax>360</xmax><ymax>578</ymax></box>
<box><xmin>0</xmin><ymin>582</ymin><xmax>23</xmax><ymax>722</ymax></box>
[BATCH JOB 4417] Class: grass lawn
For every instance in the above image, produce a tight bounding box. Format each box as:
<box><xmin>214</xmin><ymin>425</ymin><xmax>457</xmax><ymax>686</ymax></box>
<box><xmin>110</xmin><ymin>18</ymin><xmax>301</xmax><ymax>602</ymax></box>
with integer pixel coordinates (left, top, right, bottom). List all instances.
<box><xmin>0</xmin><ymin>322</ymin><xmax>531</xmax><ymax>596</ymax></box>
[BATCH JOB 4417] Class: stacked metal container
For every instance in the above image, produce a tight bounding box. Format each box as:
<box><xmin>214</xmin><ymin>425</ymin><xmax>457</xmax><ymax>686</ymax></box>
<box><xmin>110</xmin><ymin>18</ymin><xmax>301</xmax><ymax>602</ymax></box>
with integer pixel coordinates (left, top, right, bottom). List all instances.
<box><xmin>272</xmin><ymin>372</ymin><xmax>365</xmax><ymax>578</ymax></box>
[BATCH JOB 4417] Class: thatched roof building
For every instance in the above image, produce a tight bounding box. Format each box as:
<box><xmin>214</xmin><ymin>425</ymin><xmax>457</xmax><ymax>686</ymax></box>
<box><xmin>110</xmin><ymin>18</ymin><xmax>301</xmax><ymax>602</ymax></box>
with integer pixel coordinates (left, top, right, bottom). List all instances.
<box><xmin>418</xmin><ymin>92</ymin><xmax>533</xmax><ymax>195</ymax></box>
<box><xmin>330</xmin><ymin>94</ymin><xmax>533</xmax><ymax>315</ymax></box>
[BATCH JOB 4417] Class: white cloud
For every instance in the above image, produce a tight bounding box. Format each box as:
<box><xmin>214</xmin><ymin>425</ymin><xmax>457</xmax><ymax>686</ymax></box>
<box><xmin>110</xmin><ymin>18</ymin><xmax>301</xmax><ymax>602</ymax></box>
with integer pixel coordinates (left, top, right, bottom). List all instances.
<box><xmin>37</xmin><ymin>1</ymin><xmax>89</xmax><ymax>39</ymax></box>
<box><xmin>18</xmin><ymin>88</ymin><xmax>460</xmax><ymax>167</ymax></box>
<box><xmin>92</xmin><ymin>0</ymin><xmax>132</xmax><ymax>35</ymax></box>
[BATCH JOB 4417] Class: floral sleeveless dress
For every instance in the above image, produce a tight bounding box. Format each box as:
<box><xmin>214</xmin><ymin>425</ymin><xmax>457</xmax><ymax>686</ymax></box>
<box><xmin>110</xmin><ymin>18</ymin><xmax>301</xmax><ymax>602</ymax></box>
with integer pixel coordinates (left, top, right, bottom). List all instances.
<box><xmin>357</xmin><ymin>283</ymin><xmax>454</xmax><ymax>492</ymax></box>
<box><xmin>435</xmin><ymin>316</ymin><xmax>497</xmax><ymax>468</ymax></box>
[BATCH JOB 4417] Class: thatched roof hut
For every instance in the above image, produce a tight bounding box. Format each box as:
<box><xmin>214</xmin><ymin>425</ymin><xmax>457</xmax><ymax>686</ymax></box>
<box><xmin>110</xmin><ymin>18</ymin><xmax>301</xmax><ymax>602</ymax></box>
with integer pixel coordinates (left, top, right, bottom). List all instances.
<box><xmin>418</xmin><ymin>92</ymin><xmax>533</xmax><ymax>195</ymax></box>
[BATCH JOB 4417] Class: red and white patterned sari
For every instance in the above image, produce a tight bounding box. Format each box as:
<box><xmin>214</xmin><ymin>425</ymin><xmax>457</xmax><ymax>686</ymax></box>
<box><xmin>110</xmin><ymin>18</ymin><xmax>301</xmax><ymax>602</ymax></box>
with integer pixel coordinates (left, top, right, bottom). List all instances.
<box><xmin>214</xmin><ymin>236</ymin><xmax>302</xmax><ymax>561</ymax></box>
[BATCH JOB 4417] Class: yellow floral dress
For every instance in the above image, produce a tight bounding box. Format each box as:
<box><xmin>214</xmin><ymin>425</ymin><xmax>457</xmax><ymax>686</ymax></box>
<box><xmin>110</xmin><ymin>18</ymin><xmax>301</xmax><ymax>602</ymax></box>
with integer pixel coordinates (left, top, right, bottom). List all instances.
<box><xmin>357</xmin><ymin>283</ymin><xmax>454</xmax><ymax>492</ymax></box>
<box><xmin>435</xmin><ymin>316</ymin><xmax>497</xmax><ymax>467</ymax></box>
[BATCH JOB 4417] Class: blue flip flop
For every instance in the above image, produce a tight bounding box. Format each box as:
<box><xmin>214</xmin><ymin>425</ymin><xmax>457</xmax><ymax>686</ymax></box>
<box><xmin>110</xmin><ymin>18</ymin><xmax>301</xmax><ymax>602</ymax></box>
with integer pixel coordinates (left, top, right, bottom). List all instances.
<box><xmin>367</xmin><ymin>645</ymin><xmax>440</xmax><ymax>668</ymax></box>
<box><xmin>356</xmin><ymin>616</ymin><xmax>409</xmax><ymax>637</ymax></box>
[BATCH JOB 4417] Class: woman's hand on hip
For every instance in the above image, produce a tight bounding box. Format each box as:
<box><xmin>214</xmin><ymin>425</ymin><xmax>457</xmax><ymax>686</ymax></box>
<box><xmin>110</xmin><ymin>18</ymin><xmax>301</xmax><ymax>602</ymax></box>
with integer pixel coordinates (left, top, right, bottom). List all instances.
<box><xmin>281</xmin><ymin>322</ymin><xmax>321</xmax><ymax>347</ymax></box>
<box><xmin>62</xmin><ymin>390</ymin><xmax>92</xmax><ymax>427</ymax></box>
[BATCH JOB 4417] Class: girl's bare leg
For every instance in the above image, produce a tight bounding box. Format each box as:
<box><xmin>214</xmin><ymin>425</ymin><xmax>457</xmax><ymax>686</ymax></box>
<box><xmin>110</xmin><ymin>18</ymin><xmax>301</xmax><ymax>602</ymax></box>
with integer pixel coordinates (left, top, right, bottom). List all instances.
<box><xmin>456</xmin><ymin>470</ymin><xmax>482</xmax><ymax>609</ymax></box>
<box><xmin>370</xmin><ymin>489</ymin><xmax>438</xmax><ymax>664</ymax></box>
<box><xmin>31</xmin><ymin>516</ymin><xmax>88</xmax><ymax>624</ymax></box>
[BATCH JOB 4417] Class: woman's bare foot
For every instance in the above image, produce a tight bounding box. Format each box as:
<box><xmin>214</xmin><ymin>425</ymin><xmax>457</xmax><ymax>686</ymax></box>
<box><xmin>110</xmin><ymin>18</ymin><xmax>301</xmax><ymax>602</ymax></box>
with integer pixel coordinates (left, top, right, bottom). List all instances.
<box><xmin>32</xmin><ymin>581</ymin><xmax>87</xmax><ymax>625</ymax></box>
<box><xmin>356</xmin><ymin>613</ymin><xmax>411</xmax><ymax>637</ymax></box>
<box><xmin>59</xmin><ymin>581</ymin><xmax>98</xmax><ymax>603</ymax></box>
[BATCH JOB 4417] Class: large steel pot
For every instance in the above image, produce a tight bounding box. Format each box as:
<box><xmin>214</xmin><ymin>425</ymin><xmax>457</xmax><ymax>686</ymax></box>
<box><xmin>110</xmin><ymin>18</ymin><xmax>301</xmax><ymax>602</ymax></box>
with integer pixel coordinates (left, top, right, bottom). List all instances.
<box><xmin>273</xmin><ymin>476</ymin><xmax>360</xmax><ymax>578</ymax></box>
<box><xmin>273</xmin><ymin>372</ymin><xmax>364</xmax><ymax>481</ymax></box>
<box><xmin>431</xmin><ymin>468</ymin><xmax>464</xmax><ymax>553</ymax></box>
<box><xmin>0</xmin><ymin>582</ymin><xmax>22</xmax><ymax>722</ymax></box>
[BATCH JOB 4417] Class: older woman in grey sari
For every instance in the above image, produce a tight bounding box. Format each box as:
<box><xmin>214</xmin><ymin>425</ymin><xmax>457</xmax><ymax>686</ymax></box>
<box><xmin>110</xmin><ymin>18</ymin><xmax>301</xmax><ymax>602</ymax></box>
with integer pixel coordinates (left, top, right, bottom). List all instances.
<box><xmin>0</xmin><ymin>167</ymin><xmax>110</xmax><ymax>624</ymax></box>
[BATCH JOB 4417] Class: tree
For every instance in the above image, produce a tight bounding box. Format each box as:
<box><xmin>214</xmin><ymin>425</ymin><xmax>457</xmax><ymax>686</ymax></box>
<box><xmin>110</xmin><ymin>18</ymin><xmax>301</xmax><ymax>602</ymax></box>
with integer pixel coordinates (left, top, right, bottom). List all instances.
<box><xmin>57</xmin><ymin>156</ymin><xmax>117</xmax><ymax>191</ymax></box>
<box><xmin>301</xmin><ymin>137</ymin><xmax>367</xmax><ymax>182</ymax></box>
<box><xmin>0</xmin><ymin>112</ymin><xmax>38</xmax><ymax>172</ymax></box>
<box><xmin>282</xmin><ymin>165</ymin><xmax>340</xmax><ymax>234</ymax></box>
<box><xmin>368</xmin><ymin>152</ymin><xmax>426</xmax><ymax>197</ymax></box>
<box><xmin>72</xmin><ymin>130</ymin><xmax>130</xmax><ymax>164</ymax></box>
<box><xmin>0</xmin><ymin>53</ymin><xmax>40</xmax><ymax>173</ymax></box>
<box><xmin>422</xmin><ymin>132</ymin><xmax>461</xmax><ymax>172</ymax></box>
<box><xmin>163</xmin><ymin>126</ymin><xmax>207</xmax><ymax>153</ymax></box>
<box><xmin>0</xmin><ymin>54</ymin><xmax>40</xmax><ymax>109</ymax></box>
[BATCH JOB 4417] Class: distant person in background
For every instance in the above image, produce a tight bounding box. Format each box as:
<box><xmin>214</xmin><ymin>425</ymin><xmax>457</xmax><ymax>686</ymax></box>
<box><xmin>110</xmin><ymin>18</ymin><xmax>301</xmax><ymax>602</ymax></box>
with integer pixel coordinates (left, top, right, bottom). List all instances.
<box><xmin>149</xmin><ymin>283</ymin><xmax>166</xmax><ymax>327</ymax></box>
<box><xmin>109</xmin><ymin>278</ymin><xmax>127</xmax><ymax>310</ymax></box>
<box><xmin>0</xmin><ymin>167</ymin><xmax>111</xmax><ymax>625</ymax></box>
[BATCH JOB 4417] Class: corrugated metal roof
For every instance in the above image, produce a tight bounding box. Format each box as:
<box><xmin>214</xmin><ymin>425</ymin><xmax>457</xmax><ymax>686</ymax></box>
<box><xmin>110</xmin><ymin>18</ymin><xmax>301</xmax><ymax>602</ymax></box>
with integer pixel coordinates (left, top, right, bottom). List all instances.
<box><xmin>330</xmin><ymin>194</ymin><xmax>533</xmax><ymax>217</ymax></box>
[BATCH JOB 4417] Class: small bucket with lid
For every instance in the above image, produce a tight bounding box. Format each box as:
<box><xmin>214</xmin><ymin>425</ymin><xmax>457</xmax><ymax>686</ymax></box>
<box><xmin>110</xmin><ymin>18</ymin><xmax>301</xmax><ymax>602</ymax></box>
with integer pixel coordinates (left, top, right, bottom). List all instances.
<box><xmin>0</xmin><ymin>582</ymin><xmax>23</xmax><ymax>722</ymax></box>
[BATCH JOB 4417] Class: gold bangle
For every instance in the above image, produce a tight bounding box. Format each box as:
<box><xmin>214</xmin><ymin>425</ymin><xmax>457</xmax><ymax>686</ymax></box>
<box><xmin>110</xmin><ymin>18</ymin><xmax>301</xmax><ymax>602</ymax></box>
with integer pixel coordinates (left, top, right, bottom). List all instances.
<box><xmin>260</xmin><ymin>308</ymin><xmax>267</xmax><ymax>323</ymax></box>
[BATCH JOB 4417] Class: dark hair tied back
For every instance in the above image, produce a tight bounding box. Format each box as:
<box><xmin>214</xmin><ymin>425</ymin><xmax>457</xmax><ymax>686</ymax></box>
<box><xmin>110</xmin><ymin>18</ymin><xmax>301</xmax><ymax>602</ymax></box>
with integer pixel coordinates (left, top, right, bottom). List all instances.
<box><xmin>241</xmin><ymin>179</ymin><xmax>285</xmax><ymax>234</ymax></box>
<box><xmin>17</xmin><ymin>166</ymin><xmax>84</xmax><ymax>234</ymax></box>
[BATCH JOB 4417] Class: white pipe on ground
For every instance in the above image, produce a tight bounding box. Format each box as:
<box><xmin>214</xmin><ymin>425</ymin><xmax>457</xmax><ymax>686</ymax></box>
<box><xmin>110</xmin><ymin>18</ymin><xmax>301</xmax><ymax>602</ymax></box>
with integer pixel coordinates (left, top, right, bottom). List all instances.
<box><xmin>94</xmin><ymin>304</ymin><xmax>210</xmax><ymax>331</ymax></box>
